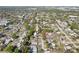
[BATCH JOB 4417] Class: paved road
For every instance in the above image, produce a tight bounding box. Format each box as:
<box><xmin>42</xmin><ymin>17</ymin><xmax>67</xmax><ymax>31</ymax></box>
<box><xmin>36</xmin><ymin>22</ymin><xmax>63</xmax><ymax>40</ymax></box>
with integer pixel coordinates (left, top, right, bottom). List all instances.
<box><xmin>55</xmin><ymin>20</ymin><xmax>78</xmax><ymax>48</ymax></box>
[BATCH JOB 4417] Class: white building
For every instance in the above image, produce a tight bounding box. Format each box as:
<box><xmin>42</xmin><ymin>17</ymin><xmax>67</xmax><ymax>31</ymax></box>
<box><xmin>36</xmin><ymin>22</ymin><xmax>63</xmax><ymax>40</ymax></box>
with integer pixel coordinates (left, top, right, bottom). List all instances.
<box><xmin>0</xmin><ymin>18</ymin><xmax>9</xmax><ymax>26</ymax></box>
<box><xmin>69</xmin><ymin>15</ymin><xmax>78</xmax><ymax>21</ymax></box>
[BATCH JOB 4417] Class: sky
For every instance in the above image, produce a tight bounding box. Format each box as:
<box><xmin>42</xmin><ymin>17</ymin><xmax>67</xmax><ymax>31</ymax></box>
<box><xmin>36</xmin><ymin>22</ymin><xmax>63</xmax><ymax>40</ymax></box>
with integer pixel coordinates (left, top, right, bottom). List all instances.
<box><xmin>0</xmin><ymin>0</ymin><xmax>79</xmax><ymax>6</ymax></box>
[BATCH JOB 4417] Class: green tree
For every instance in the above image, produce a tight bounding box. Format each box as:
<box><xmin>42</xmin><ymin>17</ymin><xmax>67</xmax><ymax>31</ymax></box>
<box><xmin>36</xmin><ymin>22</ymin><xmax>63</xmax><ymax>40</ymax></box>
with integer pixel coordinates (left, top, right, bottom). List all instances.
<box><xmin>24</xmin><ymin>21</ymin><xmax>30</xmax><ymax>29</ymax></box>
<box><xmin>20</xmin><ymin>36</ymin><xmax>31</xmax><ymax>53</ymax></box>
<box><xmin>12</xmin><ymin>33</ymin><xmax>19</xmax><ymax>39</ymax></box>
<box><xmin>4</xmin><ymin>43</ymin><xmax>14</xmax><ymax>52</ymax></box>
<box><xmin>70</xmin><ymin>22</ymin><xmax>79</xmax><ymax>30</ymax></box>
<box><xmin>14</xmin><ymin>48</ymin><xmax>19</xmax><ymax>53</ymax></box>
